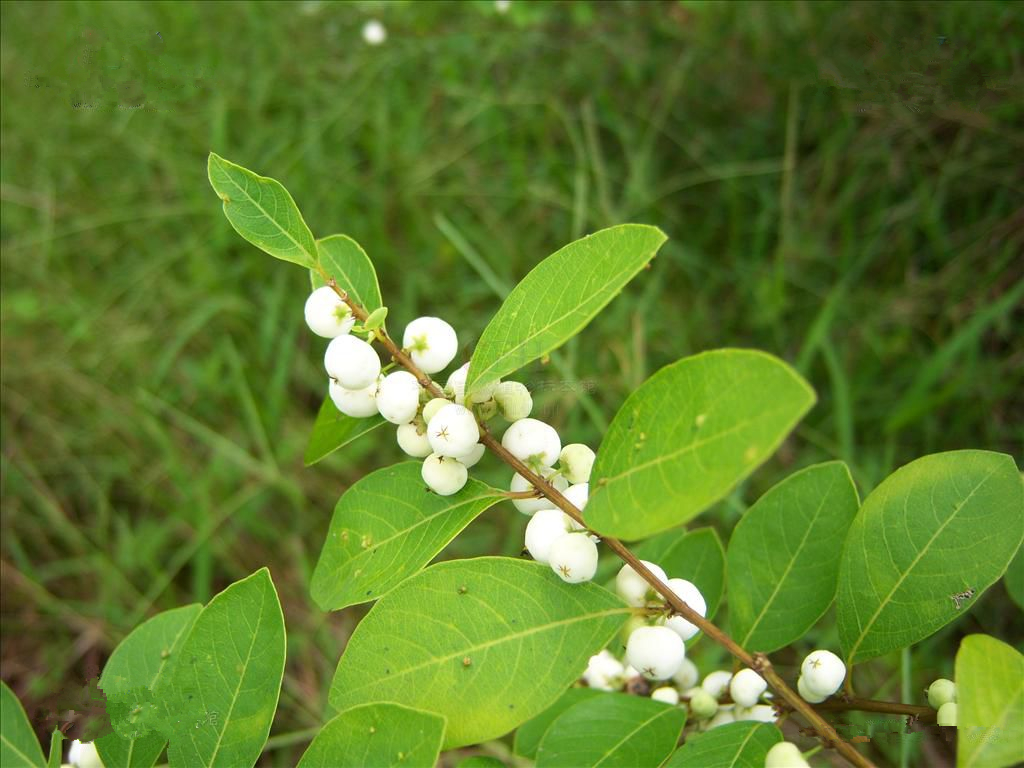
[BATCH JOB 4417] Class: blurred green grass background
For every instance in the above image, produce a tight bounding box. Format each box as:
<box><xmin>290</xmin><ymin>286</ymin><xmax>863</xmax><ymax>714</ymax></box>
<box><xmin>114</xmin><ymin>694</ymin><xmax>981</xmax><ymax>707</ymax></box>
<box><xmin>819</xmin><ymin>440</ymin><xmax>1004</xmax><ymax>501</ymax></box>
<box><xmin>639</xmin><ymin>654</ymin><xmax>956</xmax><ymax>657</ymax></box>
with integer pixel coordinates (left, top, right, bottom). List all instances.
<box><xmin>2</xmin><ymin>0</ymin><xmax>1021</xmax><ymax>765</ymax></box>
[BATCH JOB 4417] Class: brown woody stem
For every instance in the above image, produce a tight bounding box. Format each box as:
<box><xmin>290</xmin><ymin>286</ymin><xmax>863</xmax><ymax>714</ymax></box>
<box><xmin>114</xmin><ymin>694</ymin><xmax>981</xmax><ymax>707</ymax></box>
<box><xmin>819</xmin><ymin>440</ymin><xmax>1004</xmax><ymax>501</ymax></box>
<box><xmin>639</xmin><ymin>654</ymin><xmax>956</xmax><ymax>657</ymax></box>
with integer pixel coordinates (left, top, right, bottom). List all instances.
<box><xmin>322</xmin><ymin>276</ymin><xmax>875</xmax><ymax>768</ymax></box>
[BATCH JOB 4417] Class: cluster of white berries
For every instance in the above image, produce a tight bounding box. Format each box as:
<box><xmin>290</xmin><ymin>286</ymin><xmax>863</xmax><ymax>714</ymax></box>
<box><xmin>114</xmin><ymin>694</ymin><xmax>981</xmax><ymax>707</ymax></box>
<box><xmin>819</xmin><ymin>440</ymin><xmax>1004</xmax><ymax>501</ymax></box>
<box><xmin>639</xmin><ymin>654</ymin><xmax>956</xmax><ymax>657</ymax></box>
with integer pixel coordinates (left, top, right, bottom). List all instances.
<box><xmin>796</xmin><ymin>649</ymin><xmax>846</xmax><ymax>703</ymax></box>
<box><xmin>63</xmin><ymin>739</ymin><xmax>103</xmax><ymax>768</ymax></box>
<box><xmin>581</xmin><ymin>649</ymin><xmax>777</xmax><ymax>731</ymax></box>
<box><xmin>927</xmin><ymin>677</ymin><xmax>957</xmax><ymax>726</ymax></box>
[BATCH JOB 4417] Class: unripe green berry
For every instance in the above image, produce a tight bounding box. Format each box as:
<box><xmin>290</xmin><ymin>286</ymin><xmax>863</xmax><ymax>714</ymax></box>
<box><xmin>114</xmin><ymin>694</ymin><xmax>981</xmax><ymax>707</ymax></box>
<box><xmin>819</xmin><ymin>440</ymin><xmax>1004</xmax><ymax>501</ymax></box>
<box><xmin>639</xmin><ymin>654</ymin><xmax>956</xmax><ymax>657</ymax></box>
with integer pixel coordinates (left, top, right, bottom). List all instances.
<box><xmin>937</xmin><ymin>701</ymin><xmax>957</xmax><ymax>726</ymax></box>
<box><xmin>559</xmin><ymin>443</ymin><xmax>595</xmax><ymax>483</ymax></box>
<box><xmin>687</xmin><ymin>689</ymin><xmax>718</xmax><ymax>720</ymax></box>
<box><xmin>927</xmin><ymin>678</ymin><xmax>957</xmax><ymax>709</ymax></box>
<box><xmin>494</xmin><ymin>381</ymin><xmax>533</xmax><ymax>420</ymax></box>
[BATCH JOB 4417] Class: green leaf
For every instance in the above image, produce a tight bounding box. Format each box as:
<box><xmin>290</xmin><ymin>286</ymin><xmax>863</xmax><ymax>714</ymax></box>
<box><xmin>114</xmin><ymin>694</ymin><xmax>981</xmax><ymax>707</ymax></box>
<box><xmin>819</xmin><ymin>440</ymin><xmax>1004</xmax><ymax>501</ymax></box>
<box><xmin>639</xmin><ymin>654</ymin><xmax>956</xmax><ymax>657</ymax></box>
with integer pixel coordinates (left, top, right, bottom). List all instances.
<box><xmin>664</xmin><ymin>721</ymin><xmax>781</xmax><ymax>767</ymax></box>
<box><xmin>1</xmin><ymin>681</ymin><xmax>45</xmax><ymax>768</ymax></box>
<box><xmin>304</xmin><ymin>399</ymin><xmax>386</xmax><ymax>466</ymax></box>
<box><xmin>207</xmin><ymin>153</ymin><xmax>317</xmax><ymax>268</ymax></box>
<box><xmin>329</xmin><ymin>557</ymin><xmax>629</xmax><ymax>749</ymax></box>
<box><xmin>465</xmin><ymin>225</ymin><xmax>667</xmax><ymax>396</ymax></box>
<box><xmin>535</xmin><ymin>692</ymin><xmax>685</xmax><ymax>768</ymax></box>
<box><xmin>312</xmin><ymin>235</ymin><xmax>383</xmax><ymax>313</ymax></box>
<box><xmin>1004</xmin><ymin>546</ymin><xmax>1024</xmax><ymax>613</ymax></box>
<box><xmin>727</xmin><ymin>462</ymin><xmax>859</xmax><ymax>652</ymax></box>
<box><xmin>513</xmin><ymin>688</ymin><xmax>603</xmax><ymax>760</ymax></box>
<box><xmin>956</xmin><ymin>634</ymin><xmax>1024</xmax><ymax>768</ymax></box>
<box><xmin>96</xmin><ymin>604</ymin><xmax>202</xmax><ymax>768</ymax></box>
<box><xmin>45</xmin><ymin>730</ymin><xmax>61</xmax><ymax>768</ymax></box>
<box><xmin>631</xmin><ymin>527</ymin><xmax>726</xmax><ymax>622</ymax></box>
<box><xmin>585</xmin><ymin>349</ymin><xmax>816</xmax><ymax>540</ymax></box>
<box><xmin>153</xmin><ymin>568</ymin><xmax>286</xmax><ymax>768</ymax></box>
<box><xmin>296</xmin><ymin>703</ymin><xmax>445</xmax><ymax>768</ymax></box>
<box><xmin>837</xmin><ymin>451</ymin><xmax>1023</xmax><ymax>665</ymax></box>
<box><xmin>311</xmin><ymin>463</ymin><xmax>504</xmax><ymax>611</ymax></box>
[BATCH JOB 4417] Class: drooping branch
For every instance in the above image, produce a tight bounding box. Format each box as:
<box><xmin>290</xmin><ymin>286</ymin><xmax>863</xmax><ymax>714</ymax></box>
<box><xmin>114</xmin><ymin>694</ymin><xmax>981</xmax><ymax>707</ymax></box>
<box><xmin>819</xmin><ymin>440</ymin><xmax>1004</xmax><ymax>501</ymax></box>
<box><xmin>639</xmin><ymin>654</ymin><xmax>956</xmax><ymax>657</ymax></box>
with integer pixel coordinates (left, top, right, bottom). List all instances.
<box><xmin>322</xmin><ymin>277</ymin><xmax>875</xmax><ymax>768</ymax></box>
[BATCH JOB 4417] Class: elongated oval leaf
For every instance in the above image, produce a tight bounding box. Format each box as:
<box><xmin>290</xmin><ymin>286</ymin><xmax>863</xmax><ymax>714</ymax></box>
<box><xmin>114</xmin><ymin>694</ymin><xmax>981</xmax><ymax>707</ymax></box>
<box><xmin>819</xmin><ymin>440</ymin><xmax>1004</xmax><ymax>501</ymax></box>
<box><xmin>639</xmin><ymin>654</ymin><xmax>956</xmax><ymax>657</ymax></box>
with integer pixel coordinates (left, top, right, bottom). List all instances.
<box><xmin>956</xmin><ymin>634</ymin><xmax>1024</xmax><ymax>768</ymax></box>
<box><xmin>728</xmin><ymin>462</ymin><xmax>859</xmax><ymax>652</ymax></box>
<box><xmin>1</xmin><ymin>681</ymin><xmax>45</xmax><ymax>768</ymax></box>
<box><xmin>536</xmin><ymin>692</ymin><xmax>685</xmax><ymax>768</ymax></box>
<box><xmin>329</xmin><ymin>557</ymin><xmax>629</xmax><ymax>748</ymax></box>
<box><xmin>311</xmin><ymin>463</ymin><xmax>504</xmax><ymax>611</ymax></box>
<box><xmin>837</xmin><ymin>451</ymin><xmax>1023</xmax><ymax>665</ymax></box>
<box><xmin>585</xmin><ymin>349</ymin><xmax>815</xmax><ymax>540</ymax></box>
<box><xmin>297</xmin><ymin>703</ymin><xmax>445</xmax><ymax>768</ymax></box>
<box><xmin>96</xmin><ymin>605</ymin><xmax>202</xmax><ymax>768</ymax></box>
<box><xmin>304</xmin><ymin>399</ymin><xmax>385</xmax><ymax>466</ymax></box>
<box><xmin>207</xmin><ymin>154</ymin><xmax>317</xmax><ymax>268</ymax></box>
<box><xmin>465</xmin><ymin>225</ymin><xmax>667</xmax><ymax>395</ymax></box>
<box><xmin>312</xmin><ymin>235</ymin><xmax>382</xmax><ymax>313</ymax></box>
<box><xmin>153</xmin><ymin>569</ymin><xmax>286</xmax><ymax>768</ymax></box>
<box><xmin>665</xmin><ymin>721</ymin><xmax>781</xmax><ymax>767</ymax></box>
<box><xmin>513</xmin><ymin>688</ymin><xmax>603</xmax><ymax>760</ymax></box>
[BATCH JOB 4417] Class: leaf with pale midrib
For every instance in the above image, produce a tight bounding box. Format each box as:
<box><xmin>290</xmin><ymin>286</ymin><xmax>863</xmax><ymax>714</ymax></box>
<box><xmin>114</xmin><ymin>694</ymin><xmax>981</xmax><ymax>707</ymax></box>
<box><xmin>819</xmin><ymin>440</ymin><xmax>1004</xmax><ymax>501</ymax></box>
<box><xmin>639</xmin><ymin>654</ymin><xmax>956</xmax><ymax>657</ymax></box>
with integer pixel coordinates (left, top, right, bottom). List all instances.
<box><xmin>311</xmin><ymin>463</ymin><xmax>504</xmax><ymax>611</ymax></box>
<box><xmin>153</xmin><ymin>569</ymin><xmax>286</xmax><ymax>768</ymax></box>
<box><xmin>837</xmin><ymin>450</ymin><xmax>1023</xmax><ymax>664</ymax></box>
<box><xmin>329</xmin><ymin>557</ymin><xmax>629</xmax><ymax>749</ymax></box>
<box><xmin>585</xmin><ymin>349</ymin><xmax>815</xmax><ymax>540</ymax></box>
<box><xmin>466</xmin><ymin>225</ymin><xmax>667</xmax><ymax>396</ymax></box>
<box><xmin>312</xmin><ymin>235</ymin><xmax>383</xmax><ymax>312</ymax></box>
<box><xmin>664</xmin><ymin>721</ymin><xmax>781</xmax><ymax>767</ymax></box>
<box><xmin>96</xmin><ymin>605</ymin><xmax>202</xmax><ymax>768</ymax></box>
<box><xmin>297</xmin><ymin>703</ymin><xmax>445</xmax><ymax>768</ymax></box>
<box><xmin>1</xmin><ymin>681</ymin><xmax>45</xmax><ymax>768</ymax></box>
<box><xmin>207</xmin><ymin>154</ymin><xmax>317</xmax><ymax>268</ymax></box>
<box><xmin>536</xmin><ymin>693</ymin><xmax>685</xmax><ymax>768</ymax></box>
<box><xmin>956</xmin><ymin>634</ymin><xmax>1024</xmax><ymax>768</ymax></box>
<box><xmin>727</xmin><ymin>462</ymin><xmax>859</xmax><ymax>653</ymax></box>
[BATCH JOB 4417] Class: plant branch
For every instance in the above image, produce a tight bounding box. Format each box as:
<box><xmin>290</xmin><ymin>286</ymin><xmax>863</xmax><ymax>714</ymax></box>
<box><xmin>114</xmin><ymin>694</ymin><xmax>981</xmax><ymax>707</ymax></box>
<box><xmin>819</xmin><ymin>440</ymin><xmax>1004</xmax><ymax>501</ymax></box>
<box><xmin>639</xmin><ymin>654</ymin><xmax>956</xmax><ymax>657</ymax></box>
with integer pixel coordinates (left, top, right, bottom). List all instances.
<box><xmin>323</xmin><ymin>279</ymin><xmax>875</xmax><ymax>768</ymax></box>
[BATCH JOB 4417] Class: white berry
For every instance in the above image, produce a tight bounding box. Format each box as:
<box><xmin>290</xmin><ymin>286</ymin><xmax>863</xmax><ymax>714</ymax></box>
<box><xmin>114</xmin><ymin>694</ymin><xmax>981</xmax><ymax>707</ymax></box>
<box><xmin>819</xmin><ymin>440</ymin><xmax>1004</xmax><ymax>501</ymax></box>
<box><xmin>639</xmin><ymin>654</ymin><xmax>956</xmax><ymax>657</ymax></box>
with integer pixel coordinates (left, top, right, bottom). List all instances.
<box><xmin>583</xmin><ymin>650</ymin><xmax>624</xmax><ymax>691</ymax></box>
<box><xmin>324</xmin><ymin>334</ymin><xmax>381</xmax><ymax>390</ymax></box>
<box><xmin>559</xmin><ymin>443</ymin><xmax>595</xmax><ymax>483</ymax></box>
<box><xmin>396</xmin><ymin>422</ymin><xmax>432</xmax><ymax>457</ymax></box>
<box><xmin>651</xmin><ymin>686</ymin><xmax>680</xmax><ymax>705</ymax></box>
<box><xmin>729</xmin><ymin>668</ymin><xmax>767</xmax><ymax>707</ymax></box>
<box><xmin>494</xmin><ymin>381</ymin><xmax>533</xmax><ymax>420</ymax></box>
<box><xmin>734</xmin><ymin>704</ymin><xmax>776</xmax><ymax>723</ymax></box>
<box><xmin>662</xmin><ymin>578</ymin><xmax>707</xmax><ymax>641</ymax></box>
<box><xmin>329</xmin><ymin>377</ymin><xmax>379</xmax><ymax>418</ymax></box>
<box><xmin>304</xmin><ymin>286</ymin><xmax>354</xmax><ymax>338</ymax></box>
<box><xmin>625</xmin><ymin>625</ymin><xmax>686</xmax><ymax>680</ymax></box>
<box><xmin>421</xmin><ymin>454</ymin><xmax>468</xmax><ymax>496</ymax></box>
<box><xmin>549</xmin><ymin>532</ymin><xmax>598</xmax><ymax>583</ymax></box>
<box><xmin>362</xmin><ymin>19</ymin><xmax>387</xmax><ymax>45</ymax></box>
<box><xmin>427</xmin><ymin>404</ymin><xmax>479</xmax><ymax>457</ymax></box>
<box><xmin>797</xmin><ymin>674</ymin><xmax>828</xmax><ymax>703</ymax></box>
<box><xmin>445</xmin><ymin>363</ymin><xmax>470</xmax><ymax>404</ymax></box>
<box><xmin>422</xmin><ymin>397</ymin><xmax>449</xmax><ymax>424</ymax></box>
<box><xmin>501</xmin><ymin>418</ymin><xmax>561</xmax><ymax>467</ymax></box>
<box><xmin>457</xmin><ymin>443</ymin><xmax>485</xmax><ymax>468</ymax></box>
<box><xmin>672</xmin><ymin>657</ymin><xmax>699</xmax><ymax>690</ymax></box>
<box><xmin>701</xmin><ymin>670</ymin><xmax>733</xmax><ymax>698</ymax></box>
<box><xmin>615</xmin><ymin>560</ymin><xmax>668</xmax><ymax>607</ymax></box>
<box><xmin>705</xmin><ymin>707</ymin><xmax>736</xmax><ymax>730</ymax></box>
<box><xmin>525</xmin><ymin>509</ymin><xmax>571</xmax><ymax>564</ymax></box>
<box><xmin>563</xmin><ymin>482</ymin><xmax>589</xmax><ymax>509</ymax></box>
<box><xmin>937</xmin><ymin>701</ymin><xmax>957</xmax><ymax>726</ymax></box>
<box><xmin>765</xmin><ymin>742</ymin><xmax>810</xmax><ymax>768</ymax></box>
<box><xmin>800</xmin><ymin>650</ymin><xmax>846</xmax><ymax>698</ymax></box>
<box><xmin>510</xmin><ymin>469</ymin><xmax>568</xmax><ymax>514</ymax></box>
<box><xmin>687</xmin><ymin>688</ymin><xmax>718</xmax><ymax>720</ymax></box>
<box><xmin>376</xmin><ymin>371</ymin><xmax>421</xmax><ymax>424</ymax></box>
<box><xmin>68</xmin><ymin>740</ymin><xmax>103</xmax><ymax>768</ymax></box>
<box><xmin>403</xmin><ymin>317</ymin><xmax>458</xmax><ymax>374</ymax></box>
<box><xmin>927</xmin><ymin>678</ymin><xmax>956</xmax><ymax>709</ymax></box>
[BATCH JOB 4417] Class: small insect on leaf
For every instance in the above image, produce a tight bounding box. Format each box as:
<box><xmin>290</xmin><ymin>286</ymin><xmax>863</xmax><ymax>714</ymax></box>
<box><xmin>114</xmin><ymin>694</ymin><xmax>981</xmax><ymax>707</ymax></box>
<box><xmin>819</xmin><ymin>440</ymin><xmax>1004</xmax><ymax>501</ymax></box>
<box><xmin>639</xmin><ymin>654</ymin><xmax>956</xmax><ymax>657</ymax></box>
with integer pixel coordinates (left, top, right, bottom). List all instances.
<box><xmin>950</xmin><ymin>588</ymin><xmax>975</xmax><ymax>610</ymax></box>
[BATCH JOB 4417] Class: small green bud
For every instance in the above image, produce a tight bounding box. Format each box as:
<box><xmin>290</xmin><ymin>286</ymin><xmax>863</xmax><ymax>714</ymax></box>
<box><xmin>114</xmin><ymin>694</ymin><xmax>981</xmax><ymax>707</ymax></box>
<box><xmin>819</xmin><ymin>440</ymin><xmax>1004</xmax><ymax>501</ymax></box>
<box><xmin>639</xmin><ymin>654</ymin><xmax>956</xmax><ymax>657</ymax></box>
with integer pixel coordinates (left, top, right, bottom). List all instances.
<box><xmin>927</xmin><ymin>678</ymin><xmax>957</xmax><ymax>709</ymax></box>
<box><xmin>559</xmin><ymin>443</ymin><xmax>596</xmax><ymax>484</ymax></box>
<box><xmin>937</xmin><ymin>701</ymin><xmax>957</xmax><ymax>727</ymax></box>
<box><xmin>687</xmin><ymin>689</ymin><xmax>719</xmax><ymax>720</ymax></box>
<box><xmin>493</xmin><ymin>381</ymin><xmax>532</xmax><ymax>420</ymax></box>
<box><xmin>363</xmin><ymin>306</ymin><xmax>388</xmax><ymax>331</ymax></box>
